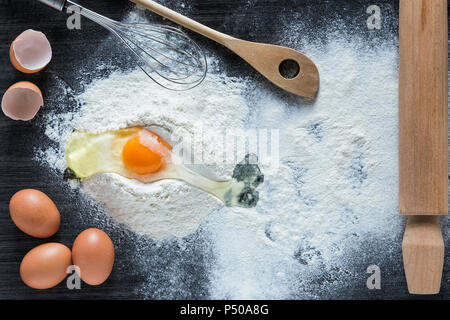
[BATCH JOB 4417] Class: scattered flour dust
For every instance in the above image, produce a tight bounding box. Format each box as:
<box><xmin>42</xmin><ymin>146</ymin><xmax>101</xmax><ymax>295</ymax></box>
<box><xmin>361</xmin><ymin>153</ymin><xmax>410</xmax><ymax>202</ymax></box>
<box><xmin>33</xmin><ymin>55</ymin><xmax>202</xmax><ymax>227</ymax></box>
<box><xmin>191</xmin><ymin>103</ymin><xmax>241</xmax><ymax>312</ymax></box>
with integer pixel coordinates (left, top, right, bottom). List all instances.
<box><xmin>36</xmin><ymin>10</ymin><xmax>400</xmax><ymax>299</ymax></box>
<box><xmin>204</xmin><ymin>39</ymin><xmax>400</xmax><ymax>299</ymax></box>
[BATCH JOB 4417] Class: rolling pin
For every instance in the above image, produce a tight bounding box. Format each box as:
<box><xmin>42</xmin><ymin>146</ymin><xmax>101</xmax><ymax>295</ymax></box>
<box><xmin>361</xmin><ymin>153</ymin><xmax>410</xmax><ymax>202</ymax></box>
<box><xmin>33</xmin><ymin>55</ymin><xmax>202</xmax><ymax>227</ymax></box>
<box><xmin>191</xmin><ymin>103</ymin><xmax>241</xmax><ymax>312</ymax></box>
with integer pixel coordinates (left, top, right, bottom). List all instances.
<box><xmin>399</xmin><ymin>0</ymin><xmax>448</xmax><ymax>294</ymax></box>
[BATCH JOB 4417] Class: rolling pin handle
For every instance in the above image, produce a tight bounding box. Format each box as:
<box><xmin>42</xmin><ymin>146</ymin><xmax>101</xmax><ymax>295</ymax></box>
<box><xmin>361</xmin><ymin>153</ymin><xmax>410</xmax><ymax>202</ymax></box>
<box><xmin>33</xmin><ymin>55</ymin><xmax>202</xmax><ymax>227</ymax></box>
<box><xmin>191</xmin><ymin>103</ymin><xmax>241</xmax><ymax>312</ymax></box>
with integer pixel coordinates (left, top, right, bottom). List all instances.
<box><xmin>402</xmin><ymin>216</ymin><xmax>444</xmax><ymax>294</ymax></box>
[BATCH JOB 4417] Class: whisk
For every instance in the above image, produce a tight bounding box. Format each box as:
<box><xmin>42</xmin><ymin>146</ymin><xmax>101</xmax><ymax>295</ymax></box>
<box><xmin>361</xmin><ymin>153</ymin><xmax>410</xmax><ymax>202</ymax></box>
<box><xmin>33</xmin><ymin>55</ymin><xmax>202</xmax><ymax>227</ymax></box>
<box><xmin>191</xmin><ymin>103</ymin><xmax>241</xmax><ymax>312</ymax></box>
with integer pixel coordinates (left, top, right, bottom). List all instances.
<box><xmin>37</xmin><ymin>0</ymin><xmax>207</xmax><ymax>90</ymax></box>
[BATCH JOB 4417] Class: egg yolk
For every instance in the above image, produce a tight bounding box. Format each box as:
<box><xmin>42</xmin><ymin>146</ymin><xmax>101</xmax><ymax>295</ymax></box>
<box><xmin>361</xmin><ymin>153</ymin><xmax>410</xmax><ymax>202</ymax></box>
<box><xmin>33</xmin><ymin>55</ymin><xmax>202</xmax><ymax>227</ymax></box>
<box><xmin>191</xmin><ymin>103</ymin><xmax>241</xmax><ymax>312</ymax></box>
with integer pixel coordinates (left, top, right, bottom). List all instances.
<box><xmin>122</xmin><ymin>131</ymin><xmax>170</xmax><ymax>175</ymax></box>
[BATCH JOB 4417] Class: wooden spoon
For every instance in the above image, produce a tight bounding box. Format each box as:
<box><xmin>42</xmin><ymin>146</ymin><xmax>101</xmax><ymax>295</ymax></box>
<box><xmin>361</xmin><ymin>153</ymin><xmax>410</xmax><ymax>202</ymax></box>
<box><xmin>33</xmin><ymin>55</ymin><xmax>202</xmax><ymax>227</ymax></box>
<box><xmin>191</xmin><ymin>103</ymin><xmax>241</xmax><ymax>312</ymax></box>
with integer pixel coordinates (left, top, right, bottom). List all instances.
<box><xmin>130</xmin><ymin>0</ymin><xmax>319</xmax><ymax>98</ymax></box>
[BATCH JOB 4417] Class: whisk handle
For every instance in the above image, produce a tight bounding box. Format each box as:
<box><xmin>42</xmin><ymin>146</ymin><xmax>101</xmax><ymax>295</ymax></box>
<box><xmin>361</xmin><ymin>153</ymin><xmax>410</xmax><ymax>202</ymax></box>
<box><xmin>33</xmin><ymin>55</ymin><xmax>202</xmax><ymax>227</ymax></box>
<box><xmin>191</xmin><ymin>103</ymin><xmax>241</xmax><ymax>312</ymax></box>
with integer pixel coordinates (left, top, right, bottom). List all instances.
<box><xmin>130</xmin><ymin>0</ymin><xmax>235</xmax><ymax>45</ymax></box>
<box><xmin>36</xmin><ymin>0</ymin><xmax>66</xmax><ymax>11</ymax></box>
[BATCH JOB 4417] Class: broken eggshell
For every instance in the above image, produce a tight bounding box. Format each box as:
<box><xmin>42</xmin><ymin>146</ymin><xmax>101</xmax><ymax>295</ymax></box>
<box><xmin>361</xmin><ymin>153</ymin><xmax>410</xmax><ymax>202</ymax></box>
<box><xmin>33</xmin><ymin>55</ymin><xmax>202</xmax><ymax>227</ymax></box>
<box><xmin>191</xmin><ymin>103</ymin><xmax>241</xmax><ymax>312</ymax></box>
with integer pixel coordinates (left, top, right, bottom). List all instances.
<box><xmin>10</xmin><ymin>29</ymin><xmax>52</xmax><ymax>73</ymax></box>
<box><xmin>1</xmin><ymin>81</ymin><xmax>44</xmax><ymax>120</ymax></box>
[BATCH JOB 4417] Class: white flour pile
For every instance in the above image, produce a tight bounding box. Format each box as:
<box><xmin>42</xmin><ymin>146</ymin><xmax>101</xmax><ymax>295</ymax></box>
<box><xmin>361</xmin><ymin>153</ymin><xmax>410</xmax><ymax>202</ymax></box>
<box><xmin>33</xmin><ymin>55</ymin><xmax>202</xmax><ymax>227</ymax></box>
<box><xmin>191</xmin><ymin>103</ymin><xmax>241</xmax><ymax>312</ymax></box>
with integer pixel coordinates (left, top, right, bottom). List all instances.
<box><xmin>78</xmin><ymin>71</ymin><xmax>251</xmax><ymax>239</ymax></box>
<box><xmin>39</xmin><ymin>70</ymin><xmax>250</xmax><ymax>239</ymax></box>
<box><xmin>36</xmin><ymin>5</ymin><xmax>401</xmax><ymax>299</ymax></box>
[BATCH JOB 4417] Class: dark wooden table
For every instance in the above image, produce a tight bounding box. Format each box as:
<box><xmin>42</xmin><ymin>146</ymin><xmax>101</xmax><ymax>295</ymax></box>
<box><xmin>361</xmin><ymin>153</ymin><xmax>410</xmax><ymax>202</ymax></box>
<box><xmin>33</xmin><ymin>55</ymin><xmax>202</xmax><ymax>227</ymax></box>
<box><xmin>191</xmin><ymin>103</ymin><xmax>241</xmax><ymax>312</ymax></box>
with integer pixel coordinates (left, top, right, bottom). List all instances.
<box><xmin>0</xmin><ymin>0</ymin><xmax>448</xmax><ymax>300</ymax></box>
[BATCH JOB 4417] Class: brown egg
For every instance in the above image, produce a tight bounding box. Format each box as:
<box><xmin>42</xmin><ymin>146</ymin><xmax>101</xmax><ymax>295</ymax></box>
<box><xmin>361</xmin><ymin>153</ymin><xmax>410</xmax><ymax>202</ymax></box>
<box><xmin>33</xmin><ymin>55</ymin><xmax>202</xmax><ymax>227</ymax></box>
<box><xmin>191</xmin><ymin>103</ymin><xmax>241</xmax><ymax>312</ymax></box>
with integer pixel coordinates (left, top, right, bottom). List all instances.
<box><xmin>72</xmin><ymin>228</ymin><xmax>114</xmax><ymax>286</ymax></box>
<box><xmin>9</xmin><ymin>189</ymin><xmax>60</xmax><ymax>238</ymax></box>
<box><xmin>20</xmin><ymin>243</ymin><xmax>72</xmax><ymax>289</ymax></box>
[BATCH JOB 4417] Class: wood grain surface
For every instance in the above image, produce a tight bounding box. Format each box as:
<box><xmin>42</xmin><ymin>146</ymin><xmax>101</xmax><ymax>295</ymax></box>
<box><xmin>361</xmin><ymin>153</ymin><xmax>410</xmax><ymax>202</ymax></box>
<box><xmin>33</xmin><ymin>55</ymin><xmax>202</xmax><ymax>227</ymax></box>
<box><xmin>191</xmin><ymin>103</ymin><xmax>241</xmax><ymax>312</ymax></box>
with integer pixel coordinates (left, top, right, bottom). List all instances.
<box><xmin>398</xmin><ymin>0</ymin><xmax>448</xmax><ymax>215</ymax></box>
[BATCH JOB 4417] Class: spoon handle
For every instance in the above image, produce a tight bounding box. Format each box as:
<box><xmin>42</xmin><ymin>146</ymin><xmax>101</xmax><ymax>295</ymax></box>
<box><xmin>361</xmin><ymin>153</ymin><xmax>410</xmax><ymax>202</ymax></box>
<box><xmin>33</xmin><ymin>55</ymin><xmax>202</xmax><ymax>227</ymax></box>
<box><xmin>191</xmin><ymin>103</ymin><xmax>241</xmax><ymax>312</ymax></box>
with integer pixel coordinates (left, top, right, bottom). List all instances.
<box><xmin>130</xmin><ymin>0</ymin><xmax>235</xmax><ymax>45</ymax></box>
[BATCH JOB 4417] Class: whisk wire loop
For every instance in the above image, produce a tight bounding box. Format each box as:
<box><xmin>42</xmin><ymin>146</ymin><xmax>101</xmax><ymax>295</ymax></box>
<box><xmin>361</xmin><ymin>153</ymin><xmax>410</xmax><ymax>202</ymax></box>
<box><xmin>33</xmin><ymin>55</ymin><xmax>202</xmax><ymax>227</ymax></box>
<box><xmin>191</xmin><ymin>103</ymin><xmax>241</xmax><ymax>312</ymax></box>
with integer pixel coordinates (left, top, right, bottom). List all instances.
<box><xmin>65</xmin><ymin>0</ymin><xmax>207</xmax><ymax>90</ymax></box>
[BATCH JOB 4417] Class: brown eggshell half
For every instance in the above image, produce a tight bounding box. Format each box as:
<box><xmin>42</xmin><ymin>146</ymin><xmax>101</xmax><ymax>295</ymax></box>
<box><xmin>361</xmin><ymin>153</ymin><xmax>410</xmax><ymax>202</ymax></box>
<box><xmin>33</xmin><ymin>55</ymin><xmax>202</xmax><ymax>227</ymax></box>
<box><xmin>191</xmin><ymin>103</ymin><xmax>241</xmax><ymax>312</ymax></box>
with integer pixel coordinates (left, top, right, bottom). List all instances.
<box><xmin>10</xmin><ymin>29</ymin><xmax>52</xmax><ymax>73</ymax></box>
<box><xmin>1</xmin><ymin>81</ymin><xmax>43</xmax><ymax>121</ymax></box>
<box><xmin>9</xmin><ymin>189</ymin><xmax>60</xmax><ymax>238</ymax></box>
<box><xmin>20</xmin><ymin>243</ymin><xmax>72</xmax><ymax>290</ymax></box>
